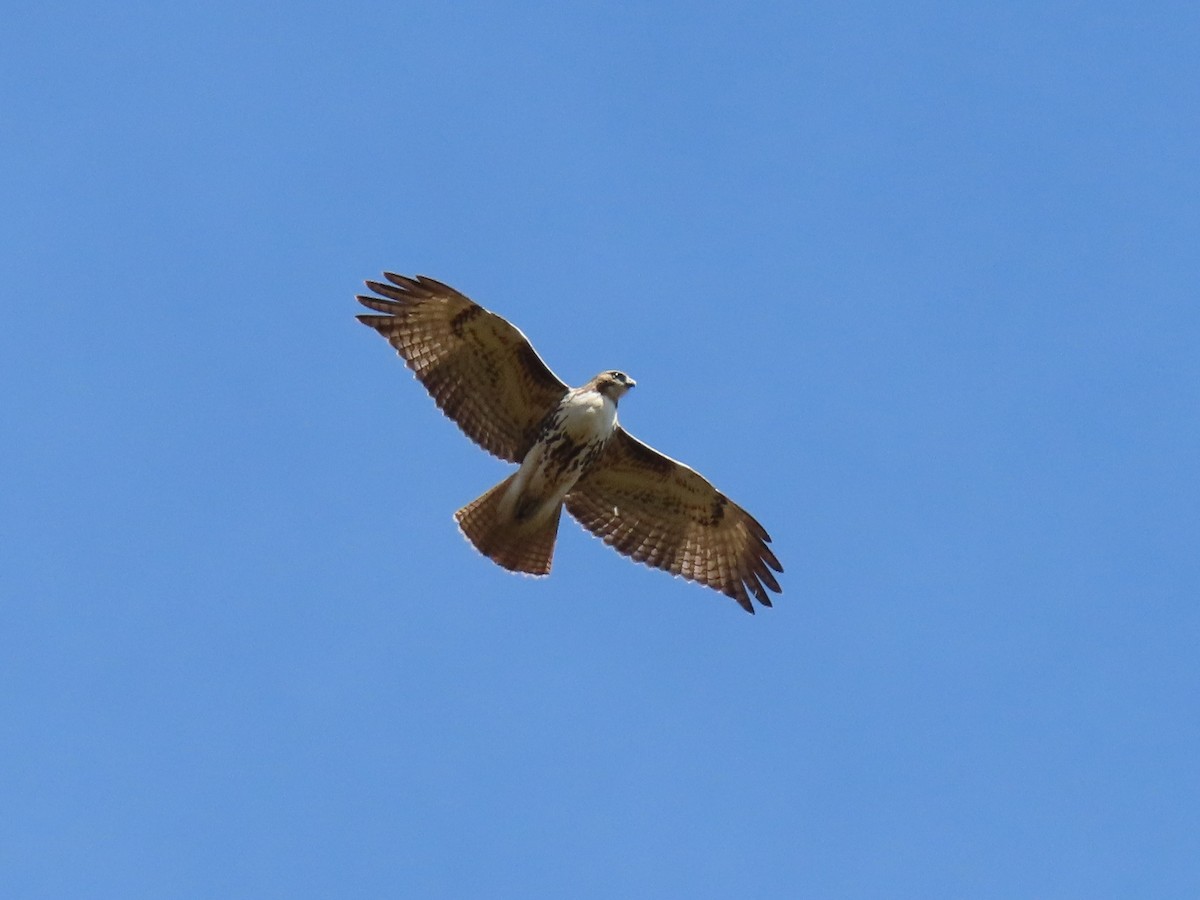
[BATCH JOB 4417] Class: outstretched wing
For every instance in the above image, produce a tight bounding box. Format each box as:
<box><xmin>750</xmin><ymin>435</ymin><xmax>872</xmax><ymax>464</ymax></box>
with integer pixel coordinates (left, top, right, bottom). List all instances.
<box><xmin>565</xmin><ymin>428</ymin><xmax>783</xmax><ymax>613</ymax></box>
<box><xmin>357</xmin><ymin>274</ymin><xmax>569</xmax><ymax>462</ymax></box>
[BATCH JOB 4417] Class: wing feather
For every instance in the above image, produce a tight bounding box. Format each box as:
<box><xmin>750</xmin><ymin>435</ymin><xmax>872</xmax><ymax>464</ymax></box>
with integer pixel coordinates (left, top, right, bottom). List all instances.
<box><xmin>356</xmin><ymin>274</ymin><xmax>568</xmax><ymax>462</ymax></box>
<box><xmin>565</xmin><ymin>428</ymin><xmax>783</xmax><ymax>613</ymax></box>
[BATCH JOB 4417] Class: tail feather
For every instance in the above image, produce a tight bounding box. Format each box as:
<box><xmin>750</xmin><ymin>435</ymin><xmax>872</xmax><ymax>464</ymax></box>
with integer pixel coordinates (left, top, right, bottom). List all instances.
<box><xmin>454</xmin><ymin>475</ymin><xmax>562</xmax><ymax>576</ymax></box>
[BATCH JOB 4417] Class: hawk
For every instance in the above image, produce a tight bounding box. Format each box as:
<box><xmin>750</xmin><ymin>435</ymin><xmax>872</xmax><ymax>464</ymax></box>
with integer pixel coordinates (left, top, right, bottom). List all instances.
<box><xmin>356</xmin><ymin>273</ymin><xmax>783</xmax><ymax>612</ymax></box>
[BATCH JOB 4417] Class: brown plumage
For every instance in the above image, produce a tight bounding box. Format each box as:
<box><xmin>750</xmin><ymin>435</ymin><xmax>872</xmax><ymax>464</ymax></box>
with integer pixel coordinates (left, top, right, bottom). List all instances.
<box><xmin>565</xmin><ymin>430</ymin><xmax>783</xmax><ymax>611</ymax></box>
<box><xmin>356</xmin><ymin>273</ymin><xmax>783</xmax><ymax>613</ymax></box>
<box><xmin>356</xmin><ymin>274</ymin><xmax>567</xmax><ymax>462</ymax></box>
<box><xmin>454</xmin><ymin>474</ymin><xmax>562</xmax><ymax>575</ymax></box>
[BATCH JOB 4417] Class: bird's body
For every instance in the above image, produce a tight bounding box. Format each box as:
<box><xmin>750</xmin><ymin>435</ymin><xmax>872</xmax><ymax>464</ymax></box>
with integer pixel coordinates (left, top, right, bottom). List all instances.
<box><xmin>356</xmin><ymin>273</ymin><xmax>783</xmax><ymax>613</ymax></box>
<box><xmin>458</xmin><ymin>375</ymin><xmax>630</xmax><ymax>574</ymax></box>
<box><xmin>508</xmin><ymin>378</ymin><xmax>625</xmax><ymax>524</ymax></box>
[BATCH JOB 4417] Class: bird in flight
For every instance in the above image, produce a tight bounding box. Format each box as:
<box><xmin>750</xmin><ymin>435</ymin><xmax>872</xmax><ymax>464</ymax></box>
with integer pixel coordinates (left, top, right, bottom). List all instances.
<box><xmin>356</xmin><ymin>273</ymin><xmax>782</xmax><ymax>612</ymax></box>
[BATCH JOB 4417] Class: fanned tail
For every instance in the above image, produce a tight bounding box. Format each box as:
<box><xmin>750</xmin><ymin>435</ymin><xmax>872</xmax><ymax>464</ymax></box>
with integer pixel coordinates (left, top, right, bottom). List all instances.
<box><xmin>454</xmin><ymin>475</ymin><xmax>562</xmax><ymax>576</ymax></box>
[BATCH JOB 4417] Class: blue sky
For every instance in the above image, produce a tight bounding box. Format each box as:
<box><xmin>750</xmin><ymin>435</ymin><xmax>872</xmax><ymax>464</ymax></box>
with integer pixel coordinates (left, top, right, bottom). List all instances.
<box><xmin>3</xmin><ymin>2</ymin><xmax>1198</xmax><ymax>896</ymax></box>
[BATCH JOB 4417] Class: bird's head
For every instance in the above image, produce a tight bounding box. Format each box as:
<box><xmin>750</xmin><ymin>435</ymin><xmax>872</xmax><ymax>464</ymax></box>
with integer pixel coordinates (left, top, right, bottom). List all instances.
<box><xmin>591</xmin><ymin>370</ymin><xmax>636</xmax><ymax>402</ymax></box>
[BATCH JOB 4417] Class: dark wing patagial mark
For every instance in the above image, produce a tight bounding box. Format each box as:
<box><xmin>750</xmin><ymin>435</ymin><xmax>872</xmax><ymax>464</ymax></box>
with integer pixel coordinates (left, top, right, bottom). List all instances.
<box><xmin>356</xmin><ymin>274</ymin><xmax>570</xmax><ymax>463</ymax></box>
<box><xmin>565</xmin><ymin>428</ymin><xmax>783</xmax><ymax>613</ymax></box>
<box><xmin>449</xmin><ymin>304</ymin><xmax>484</xmax><ymax>335</ymax></box>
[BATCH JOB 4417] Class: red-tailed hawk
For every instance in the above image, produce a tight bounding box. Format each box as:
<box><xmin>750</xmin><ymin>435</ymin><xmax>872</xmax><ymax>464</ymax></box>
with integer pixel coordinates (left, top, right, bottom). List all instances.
<box><xmin>356</xmin><ymin>273</ymin><xmax>783</xmax><ymax>613</ymax></box>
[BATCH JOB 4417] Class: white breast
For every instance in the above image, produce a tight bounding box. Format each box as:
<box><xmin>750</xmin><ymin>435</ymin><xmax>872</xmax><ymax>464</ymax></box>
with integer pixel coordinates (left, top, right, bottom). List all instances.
<box><xmin>557</xmin><ymin>388</ymin><xmax>618</xmax><ymax>442</ymax></box>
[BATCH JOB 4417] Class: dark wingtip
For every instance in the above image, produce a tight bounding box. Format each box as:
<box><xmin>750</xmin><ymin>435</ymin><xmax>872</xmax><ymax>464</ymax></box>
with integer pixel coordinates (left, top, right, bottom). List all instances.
<box><xmin>732</xmin><ymin>589</ymin><xmax>755</xmax><ymax>614</ymax></box>
<box><xmin>761</xmin><ymin>544</ymin><xmax>783</xmax><ymax>573</ymax></box>
<box><xmin>383</xmin><ymin>272</ymin><xmax>418</xmax><ymax>289</ymax></box>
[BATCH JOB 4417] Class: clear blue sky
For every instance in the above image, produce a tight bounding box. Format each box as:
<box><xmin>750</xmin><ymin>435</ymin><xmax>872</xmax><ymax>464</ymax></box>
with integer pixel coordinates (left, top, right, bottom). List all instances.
<box><xmin>3</xmin><ymin>2</ymin><xmax>1198</xmax><ymax>897</ymax></box>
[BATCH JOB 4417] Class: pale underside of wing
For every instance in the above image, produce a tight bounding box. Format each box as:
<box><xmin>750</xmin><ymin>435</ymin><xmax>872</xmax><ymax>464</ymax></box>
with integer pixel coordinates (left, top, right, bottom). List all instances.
<box><xmin>356</xmin><ymin>274</ymin><xmax>569</xmax><ymax>462</ymax></box>
<box><xmin>565</xmin><ymin>428</ymin><xmax>783</xmax><ymax>612</ymax></box>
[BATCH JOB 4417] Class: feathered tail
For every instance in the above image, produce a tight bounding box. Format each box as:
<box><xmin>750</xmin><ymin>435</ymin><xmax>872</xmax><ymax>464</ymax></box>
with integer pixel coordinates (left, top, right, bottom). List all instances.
<box><xmin>454</xmin><ymin>475</ymin><xmax>562</xmax><ymax>576</ymax></box>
